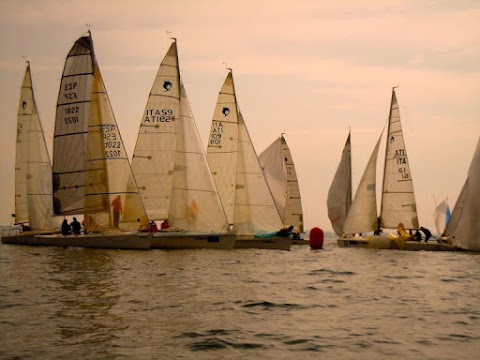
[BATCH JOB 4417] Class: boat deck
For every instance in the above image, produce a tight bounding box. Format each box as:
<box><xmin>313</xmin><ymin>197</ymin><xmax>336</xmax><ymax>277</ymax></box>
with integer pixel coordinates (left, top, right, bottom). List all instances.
<box><xmin>337</xmin><ymin>236</ymin><xmax>454</xmax><ymax>251</ymax></box>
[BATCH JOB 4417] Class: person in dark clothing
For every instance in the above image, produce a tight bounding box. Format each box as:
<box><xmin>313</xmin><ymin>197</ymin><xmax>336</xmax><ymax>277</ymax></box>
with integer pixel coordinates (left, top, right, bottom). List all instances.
<box><xmin>420</xmin><ymin>226</ymin><xmax>432</xmax><ymax>242</ymax></box>
<box><xmin>278</xmin><ymin>225</ymin><xmax>294</xmax><ymax>237</ymax></box>
<box><xmin>70</xmin><ymin>217</ymin><xmax>81</xmax><ymax>235</ymax></box>
<box><xmin>414</xmin><ymin>230</ymin><xmax>422</xmax><ymax>241</ymax></box>
<box><xmin>61</xmin><ymin>219</ymin><xmax>71</xmax><ymax>235</ymax></box>
<box><xmin>373</xmin><ymin>217</ymin><xmax>382</xmax><ymax>236</ymax></box>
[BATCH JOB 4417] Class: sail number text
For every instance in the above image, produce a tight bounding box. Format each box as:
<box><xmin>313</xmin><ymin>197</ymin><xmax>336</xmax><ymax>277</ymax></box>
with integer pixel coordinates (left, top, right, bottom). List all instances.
<box><xmin>395</xmin><ymin>148</ymin><xmax>410</xmax><ymax>179</ymax></box>
<box><xmin>144</xmin><ymin>109</ymin><xmax>174</xmax><ymax>122</ymax></box>
<box><xmin>64</xmin><ymin>82</ymin><xmax>78</xmax><ymax>100</ymax></box>
<box><xmin>209</xmin><ymin>121</ymin><xmax>223</xmax><ymax>145</ymax></box>
<box><xmin>101</xmin><ymin>125</ymin><xmax>122</xmax><ymax>158</ymax></box>
<box><xmin>64</xmin><ymin>106</ymin><xmax>80</xmax><ymax>124</ymax></box>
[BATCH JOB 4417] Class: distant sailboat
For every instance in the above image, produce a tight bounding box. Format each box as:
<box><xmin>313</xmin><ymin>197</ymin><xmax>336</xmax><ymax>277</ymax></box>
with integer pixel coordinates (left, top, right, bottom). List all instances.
<box><xmin>444</xmin><ymin>137</ymin><xmax>480</xmax><ymax>251</ymax></box>
<box><xmin>433</xmin><ymin>198</ymin><xmax>450</xmax><ymax>236</ymax></box>
<box><xmin>327</xmin><ymin>131</ymin><xmax>352</xmax><ymax>237</ymax></box>
<box><xmin>9</xmin><ymin>32</ymin><xmax>149</xmax><ymax>249</ymax></box>
<box><xmin>131</xmin><ymin>40</ymin><xmax>235</xmax><ymax>249</ymax></box>
<box><xmin>206</xmin><ymin>70</ymin><xmax>291</xmax><ymax>250</ymax></box>
<box><xmin>338</xmin><ymin>88</ymin><xmax>422</xmax><ymax>249</ymax></box>
<box><xmin>259</xmin><ymin>134</ymin><xmax>304</xmax><ymax>234</ymax></box>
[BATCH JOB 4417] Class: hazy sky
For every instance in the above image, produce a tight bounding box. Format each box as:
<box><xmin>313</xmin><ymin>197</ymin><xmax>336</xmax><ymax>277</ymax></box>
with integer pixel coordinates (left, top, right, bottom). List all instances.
<box><xmin>1</xmin><ymin>0</ymin><xmax>479</xmax><ymax>233</ymax></box>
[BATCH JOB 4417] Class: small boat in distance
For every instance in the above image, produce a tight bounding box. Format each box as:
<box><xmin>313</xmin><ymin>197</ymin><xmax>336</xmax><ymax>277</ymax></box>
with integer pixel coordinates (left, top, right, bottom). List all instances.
<box><xmin>206</xmin><ymin>70</ymin><xmax>291</xmax><ymax>250</ymax></box>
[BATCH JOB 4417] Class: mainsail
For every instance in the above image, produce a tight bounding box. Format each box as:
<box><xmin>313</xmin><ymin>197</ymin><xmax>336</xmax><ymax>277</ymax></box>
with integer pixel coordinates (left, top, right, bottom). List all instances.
<box><xmin>53</xmin><ymin>32</ymin><xmax>148</xmax><ymax>232</ymax></box>
<box><xmin>444</xmin><ymin>137</ymin><xmax>480</xmax><ymax>251</ymax></box>
<box><xmin>15</xmin><ymin>63</ymin><xmax>58</xmax><ymax>230</ymax></box>
<box><xmin>207</xmin><ymin>71</ymin><xmax>283</xmax><ymax>236</ymax></box>
<box><xmin>131</xmin><ymin>40</ymin><xmax>229</xmax><ymax>233</ymax></box>
<box><xmin>259</xmin><ymin>134</ymin><xmax>304</xmax><ymax>233</ymax></box>
<box><xmin>327</xmin><ymin>132</ymin><xmax>352</xmax><ymax>236</ymax></box>
<box><xmin>380</xmin><ymin>89</ymin><xmax>418</xmax><ymax>230</ymax></box>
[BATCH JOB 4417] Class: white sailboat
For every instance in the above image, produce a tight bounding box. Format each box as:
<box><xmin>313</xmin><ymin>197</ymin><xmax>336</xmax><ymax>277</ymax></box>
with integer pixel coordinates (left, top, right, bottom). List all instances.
<box><xmin>28</xmin><ymin>32</ymin><xmax>149</xmax><ymax>249</ymax></box>
<box><xmin>131</xmin><ymin>40</ymin><xmax>235</xmax><ymax>249</ymax></box>
<box><xmin>259</xmin><ymin>134</ymin><xmax>304</xmax><ymax>236</ymax></box>
<box><xmin>443</xmin><ymin>137</ymin><xmax>480</xmax><ymax>251</ymax></box>
<box><xmin>337</xmin><ymin>88</ymin><xmax>436</xmax><ymax>250</ymax></box>
<box><xmin>206</xmin><ymin>70</ymin><xmax>291</xmax><ymax>250</ymax></box>
<box><xmin>433</xmin><ymin>198</ymin><xmax>450</xmax><ymax>236</ymax></box>
<box><xmin>327</xmin><ymin>131</ymin><xmax>352</xmax><ymax>237</ymax></box>
<box><xmin>2</xmin><ymin>63</ymin><xmax>61</xmax><ymax>245</ymax></box>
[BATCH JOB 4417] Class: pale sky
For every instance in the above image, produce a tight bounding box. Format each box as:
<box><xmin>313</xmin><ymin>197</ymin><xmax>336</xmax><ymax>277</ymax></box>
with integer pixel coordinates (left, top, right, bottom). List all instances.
<box><xmin>1</xmin><ymin>0</ymin><xmax>479</xmax><ymax>233</ymax></box>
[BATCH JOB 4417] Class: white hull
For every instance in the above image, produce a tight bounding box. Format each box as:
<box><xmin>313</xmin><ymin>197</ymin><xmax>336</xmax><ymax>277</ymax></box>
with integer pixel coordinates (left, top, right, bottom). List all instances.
<box><xmin>234</xmin><ymin>236</ymin><xmax>292</xmax><ymax>250</ymax></box>
<box><xmin>2</xmin><ymin>232</ymin><xmax>149</xmax><ymax>250</ymax></box>
<box><xmin>144</xmin><ymin>232</ymin><xmax>236</xmax><ymax>250</ymax></box>
<box><xmin>337</xmin><ymin>236</ymin><xmax>454</xmax><ymax>251</ymax></box>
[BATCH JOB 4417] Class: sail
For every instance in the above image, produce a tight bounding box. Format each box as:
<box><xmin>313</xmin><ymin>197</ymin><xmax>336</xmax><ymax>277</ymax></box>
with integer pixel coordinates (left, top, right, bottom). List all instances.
<box><xmin>327</xmin><ymin>132</ymin><xmax>352</xmax><ymax>236</ymax></box>
<box><xmin>259</xmin><ymin>135</ymin><xmax>303</xmax><ymax>232</ymax></box>
<box><xmin>83</xmin><ymin>62</ymin><xmax>148</xmax><ymax>232</ymax></box>
<box><xmin>234</xmin><ymin>111</ymin><xmax>283</xmax><ymax>235</ymax></box>
<box><xmin>168</xmin><ymin>82</ymin><xmax>229</xmax><ymax>233</ymax></box>
<box><xmin>206</xmin><ymin>72</ymin><xmax>239</xmax><ymax>225</ymax></box>
<box><xmin>380</xmin><ymin>89</ymin><xmax>419</xmax><ymax>230</ymax></box>
<box><xmin>445</xmin><ymin>137</ymin><xmax>480</xmax><ymax>250</ymax></box>
<box><xmin>343</xmin><ymin>130</ymin><xmax>383</xmax><ymax>235</ymax></box>
<box><xmin>131</xmin><ymin>41</ymin><xmax>180</xmax><ymax>221</ymax></box>
<box><xmin>52</xmin><ymin>33</ymin><xmax>95</xmax><ymax>215</ymax></box>
<box><xmin>433</xmin><ymin>198</ymin><xmax>450</xmax><ymax>236</ymax></box>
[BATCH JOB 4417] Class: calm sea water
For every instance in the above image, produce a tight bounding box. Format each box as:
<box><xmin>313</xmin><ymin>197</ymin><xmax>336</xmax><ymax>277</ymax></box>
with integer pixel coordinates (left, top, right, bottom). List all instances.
<box><xmin>1</xmin><ymin>239</ymin><xmax>479</xmax><ymax>360</ymax></box>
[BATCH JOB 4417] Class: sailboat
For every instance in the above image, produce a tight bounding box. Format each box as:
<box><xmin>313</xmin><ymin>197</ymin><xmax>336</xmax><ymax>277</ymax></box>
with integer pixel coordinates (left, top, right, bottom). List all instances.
<box><xmin>21</xmin><ymin>32</ymin><xmax>149</xmax><ymax>249</ymax></box>
<box><xmin>259</xmin><ymin>134</ymin><xmax>306</xmax><ymax>244</ymax></box>
<box><xmin>131</xmin><ymin>40</ymin><xmax>235</xmax><ymax>249</ymax></box>
<box><xmin>2</xmin><ymin>63</ymin><xmax>61</xmax><ymax>245</ymax></box>
<box><xmin>336</xmin><ymin>87</ymin><xmax>450</xmax><ymax>250</ymax></box>
<box><xmin>206</xmin><ymin>70</ymin><xmax>291</xmax><ymax>250</ymax></box>
<box><xmin>443</xmin><ymin>137</ymin><xmax>480</xmax><ymax>251</ymax></box>
<box><xmin>433</xmin><ymin>198</ymin><xmax>450</xmax><ymax>236</ymax></box>
<box><xmin>327</xmin><ymin>131</ymin><xmax>352</xmax><ymax>237</ymax></box>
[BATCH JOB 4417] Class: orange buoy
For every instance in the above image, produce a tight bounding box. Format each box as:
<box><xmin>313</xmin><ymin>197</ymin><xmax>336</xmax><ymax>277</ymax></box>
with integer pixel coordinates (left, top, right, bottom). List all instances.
<box><xmin>309</xmin><ymin>227</ymin><xmax>324</xmax><ymax>249</ymax></box>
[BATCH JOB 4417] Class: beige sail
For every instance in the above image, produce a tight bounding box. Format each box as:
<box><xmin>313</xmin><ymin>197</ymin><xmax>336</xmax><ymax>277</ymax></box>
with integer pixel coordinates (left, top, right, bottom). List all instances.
<box><xmin>259</xmin><ymin>135</ymin><xmax>304</xmax><ymax>233</ymax></box>
<box><xmin>327</xmin><ymin>132</ymin><xmax>352</xmax><ymax>236</ymax></box>
<box><xmin>380</xmin><ymin>89</ymin><xmax>419</xmax><ymax>230</ymax></box>
<box><xmin>131</xmin><ymin>41</ymin><xmax>180</xmax><ymax>221</ymax></box>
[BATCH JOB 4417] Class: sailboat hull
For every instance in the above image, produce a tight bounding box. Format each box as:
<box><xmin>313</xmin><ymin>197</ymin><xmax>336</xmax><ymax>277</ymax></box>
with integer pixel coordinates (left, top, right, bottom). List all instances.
<box><xmin>143</xmin><ymin>232</ymin><xmax>236</xmax><ymax>250</ymax></box>
<box><xmin>2</xmin><ymin>232</ymin><xmax>149</xmax><ymax>250</ymax></box>
<box><xmin>337</xmin><ymin>236</ymin><xmax>455</xmax><ymax>251</ymax></box>
<box><xmin>234</xmin><ymin>236</ymin><xmax>292</xmax><ymax>251</ymax></box>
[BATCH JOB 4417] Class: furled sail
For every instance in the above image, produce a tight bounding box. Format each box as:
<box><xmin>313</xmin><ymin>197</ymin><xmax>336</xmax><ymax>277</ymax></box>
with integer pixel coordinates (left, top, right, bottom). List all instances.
<box><xmin>131</xmin><ymin>41</ymin><xmax>180</xmax><ymax>221</ymax></box>
<box><xmin>327</xmin><ymin>132</ymin><xmax>352</xmax><ymax>236</ymax></box>
<box><xmin>380</xmin><ymin>88</ymin><xmax>419</xmax><ymax>230</ymax></box>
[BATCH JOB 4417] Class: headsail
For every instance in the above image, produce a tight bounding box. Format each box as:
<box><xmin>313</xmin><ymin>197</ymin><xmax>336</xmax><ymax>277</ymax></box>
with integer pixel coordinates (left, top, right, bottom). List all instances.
<box><xmin>131</xmin><ymin>41</ymin><xmax>180</xmax><ymax>221</ymax></box>
<box><xmin>327</xmin><ymin>132</ymin><xmax>352</xmax><ymax>236</ymax></box>
<box><xmin>380</xmin><ymin>88</ymin><xmax>419</xmax><ymax>230</ymax></box>
<box><xmin>15</xmin><ymin>63</ymin><xmax>58</xmax><ymax>230</ymax></box>
<box><xmin>52</xmin><ymin>33</ymin><xmax>95</xmax><ymax>215</ymax></box>
<box><xmin>444</xmin><ymin>137</ymin><xmax>480</xmax><ymax>250</ymax></box>
<box><xmin>259</xmin><ymin>135</ymin><xmax>304</xmax><ymax>233</ymax></box>
<box><xmin>343</xmin><ymin>130</ymin><xmax>383</xmax><ymax>235</ymax></box>
<box><xmin>433</xmin><ymin>198</ymin><xmax>450</xmax><ymax>236</ymax></box>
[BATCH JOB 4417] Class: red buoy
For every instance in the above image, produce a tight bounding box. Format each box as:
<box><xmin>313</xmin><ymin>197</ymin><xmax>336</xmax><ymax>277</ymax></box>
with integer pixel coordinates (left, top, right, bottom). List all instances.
<box><xmin>309</xmin><ymin>227</ymin><xmax>324</xmax><ymax>249</ymax></box>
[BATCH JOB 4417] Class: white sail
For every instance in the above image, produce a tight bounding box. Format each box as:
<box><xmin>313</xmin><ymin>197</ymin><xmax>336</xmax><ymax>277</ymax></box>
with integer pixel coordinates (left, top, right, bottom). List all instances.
<box><xmin>433</xmin><ymin>198</ymin><xmax>450</xmax><ymax>236</ymax></box>
<box><xmin>259</xmin><ymin>135</ymin><xmax>304</xmax><ymax>232</ymax></box>
<box><xmin>52</xmin><ymin>33</ymin><xmax>94</xmax><ymax>215</ymax></box>
<box><xmin>15</xmin><ymin>63</ymin><xmax>58</xmax><ymax>230</ymax></box>
<box><xmin>131</xmin><ymin>41</ymin><xmax>180</xmax><ymax>221</ymax></box>
<box><xmin>380</xmin><ymin>89</ymin><xmax>419</xmax><ymax>230</ymax></box>
<box><xmin>445</xmin><ymin>137</ymin><xmax>480</xmax><ymax>251</ymax></box>
<box><xmin>206</xmin><ymin>71</ymin><xmax>239</xmax><ymax>225</ymax></box>
<box><xmin>327</xmin><ymin>132</ymin><xmax>352</xmax><ymax>236</ymax></box>
<box><xmin>167</xmin><ymin>82</ymin><xmax>229</xmax><ymax>233</ymax></box>
<box><xmin>207</xmin><ymin>71</ymin><xmax>283</xmax><ymax>236</ymax></box>
<box><xmin>343</xmin><ymin>130</ymin><xmax>383</xmax><ymax>235</ymax></box>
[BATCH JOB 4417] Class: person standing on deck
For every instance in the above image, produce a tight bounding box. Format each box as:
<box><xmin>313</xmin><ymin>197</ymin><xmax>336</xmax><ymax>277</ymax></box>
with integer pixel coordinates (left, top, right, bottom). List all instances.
<box><xmin>111</xmin><ymin>195</ymin><xmax>122</xmax><ymax>228</ymax></box>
